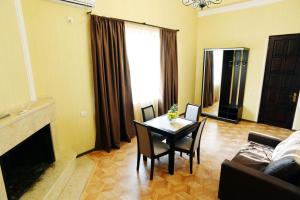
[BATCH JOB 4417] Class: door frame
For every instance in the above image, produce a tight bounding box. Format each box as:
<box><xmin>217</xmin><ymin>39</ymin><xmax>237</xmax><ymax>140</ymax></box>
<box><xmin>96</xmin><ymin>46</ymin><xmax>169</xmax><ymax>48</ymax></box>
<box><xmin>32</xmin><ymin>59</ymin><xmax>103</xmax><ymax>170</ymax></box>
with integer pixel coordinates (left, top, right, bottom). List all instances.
<box><xmin>258</xmin><ymin>33</ymin><xmax>300</xmax><ymax>129</ymax></box>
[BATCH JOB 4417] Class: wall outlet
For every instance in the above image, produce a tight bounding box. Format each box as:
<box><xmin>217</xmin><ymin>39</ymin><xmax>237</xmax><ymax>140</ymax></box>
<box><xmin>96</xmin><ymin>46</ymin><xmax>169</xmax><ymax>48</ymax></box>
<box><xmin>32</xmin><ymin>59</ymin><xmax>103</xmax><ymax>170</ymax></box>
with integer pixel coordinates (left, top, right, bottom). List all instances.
<box><xmin>67</xmin><ymin>16</ymin><xmax>74</xmax><ymax>24</ymax></box>
<box><xmin>80</xmin><ymin>111</ymin><xmax>87</xmax><ymax>118</ymax></box>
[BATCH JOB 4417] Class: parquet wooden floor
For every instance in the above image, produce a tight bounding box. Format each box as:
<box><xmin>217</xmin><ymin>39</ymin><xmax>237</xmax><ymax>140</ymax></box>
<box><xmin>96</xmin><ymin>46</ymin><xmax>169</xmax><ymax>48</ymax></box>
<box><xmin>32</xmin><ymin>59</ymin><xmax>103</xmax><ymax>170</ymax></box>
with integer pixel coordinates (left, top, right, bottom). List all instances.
<box><xmin>81</xmin><ymin>118</ymin><xmax>292</xmax><ymax>200</ymax></box>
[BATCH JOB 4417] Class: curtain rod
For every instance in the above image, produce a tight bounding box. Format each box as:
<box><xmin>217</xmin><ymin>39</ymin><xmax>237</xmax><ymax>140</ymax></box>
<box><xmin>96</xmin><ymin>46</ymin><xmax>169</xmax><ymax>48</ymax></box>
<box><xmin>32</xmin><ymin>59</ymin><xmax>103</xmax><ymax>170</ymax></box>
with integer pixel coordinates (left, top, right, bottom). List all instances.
<box><xmin>86</xmin><ymin>12</ymin><xmax>179</xmax><ymax>32</ymax></box>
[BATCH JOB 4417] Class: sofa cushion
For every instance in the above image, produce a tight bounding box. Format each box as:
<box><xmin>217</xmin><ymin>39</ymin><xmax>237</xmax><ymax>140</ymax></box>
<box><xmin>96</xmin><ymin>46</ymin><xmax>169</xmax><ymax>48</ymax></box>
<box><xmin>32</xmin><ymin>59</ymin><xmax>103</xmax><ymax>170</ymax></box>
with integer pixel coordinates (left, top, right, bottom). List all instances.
<box><xmin>265</xmin><ymin>131</ymin><xmax>300</xmax><ymax>186</ymax></box>
<box><xmin>264</xmin><ymin>157</ymin><xmax>300</xmax><ymax>186</ymax></box>
<box><xmin>232</xmin><ymin>141</ymin><xmax>273</xmax><ymax>170</ymax></box>
<box><xmin>272</xmin><ymin>131</ymin><xmax>300</xmax><ymax>161</ymax></box>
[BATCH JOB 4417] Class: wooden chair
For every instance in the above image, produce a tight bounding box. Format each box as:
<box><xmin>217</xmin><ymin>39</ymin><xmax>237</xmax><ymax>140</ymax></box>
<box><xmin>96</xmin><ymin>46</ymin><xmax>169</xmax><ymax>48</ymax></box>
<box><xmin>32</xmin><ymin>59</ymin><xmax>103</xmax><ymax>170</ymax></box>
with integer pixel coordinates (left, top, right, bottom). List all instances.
<box><xmin>175</xmin><ymin>117</ymin><xmax>207</xmax><ymax>174</ymax></box>
<box><xmin>184</xmin><ymin>103</ymin><xmax>201</xmax><ymax>122</ymax></box>
<box><xmin>141</xmin><ymin>105</ymin><xmax>165</xmax><ymax>141</ymax></box>
<box><xmin>133</xmin><ymin>121</ymin><xmax>170</xmax><ymax>180</ymax></box>
<box><xmin>180</xmin><ymin>103</ymin><xmax>202</xmax><ymax>157</ymax></box>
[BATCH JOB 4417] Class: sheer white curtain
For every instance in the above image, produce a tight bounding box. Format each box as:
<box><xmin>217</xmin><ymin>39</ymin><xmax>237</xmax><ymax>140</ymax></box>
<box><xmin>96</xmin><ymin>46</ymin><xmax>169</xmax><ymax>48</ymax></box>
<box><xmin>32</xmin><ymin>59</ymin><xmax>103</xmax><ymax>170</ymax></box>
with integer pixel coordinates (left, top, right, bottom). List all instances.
<box><xmin>125</xmin><ymin>23</ymin><xmax>161</xmax><ymax>121</ymax></box>
<box><xmin>213</xmin><ymin>50</ymin><xmax>223</xmax><ymax>103</ymax></box>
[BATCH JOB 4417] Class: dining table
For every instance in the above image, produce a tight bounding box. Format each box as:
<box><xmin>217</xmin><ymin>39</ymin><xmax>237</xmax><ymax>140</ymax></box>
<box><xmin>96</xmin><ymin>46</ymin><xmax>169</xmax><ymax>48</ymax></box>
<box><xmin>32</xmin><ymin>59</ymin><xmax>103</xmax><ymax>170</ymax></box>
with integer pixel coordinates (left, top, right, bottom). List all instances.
<box><xmin>144</xmin><ymin>115</ymin><xmax>198</xmax><ymax>175</ymax></box>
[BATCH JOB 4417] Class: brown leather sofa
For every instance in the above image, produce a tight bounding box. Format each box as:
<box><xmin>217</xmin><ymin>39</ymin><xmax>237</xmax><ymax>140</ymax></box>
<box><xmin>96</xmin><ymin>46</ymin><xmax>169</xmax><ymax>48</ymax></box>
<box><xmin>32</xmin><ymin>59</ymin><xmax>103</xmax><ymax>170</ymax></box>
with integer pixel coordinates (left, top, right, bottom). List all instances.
<box><xmin>218</xmin><ymin>132</ymin><xmax>300</xmax><ymax>200</ymax></box>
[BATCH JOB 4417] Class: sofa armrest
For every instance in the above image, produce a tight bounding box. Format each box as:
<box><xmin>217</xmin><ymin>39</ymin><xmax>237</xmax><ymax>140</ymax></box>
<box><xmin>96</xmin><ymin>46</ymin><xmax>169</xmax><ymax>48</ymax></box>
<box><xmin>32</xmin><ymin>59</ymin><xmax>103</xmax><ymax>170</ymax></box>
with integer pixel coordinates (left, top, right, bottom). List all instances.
<box><xmin>248</xmin><ymin>131</ymin><xmax>282</xmax><ymax>148</ymax></box>
<box><xmin>218</xmin><ymin>160</ymin><xmax>300</xmax><ymax>200</ymax></box>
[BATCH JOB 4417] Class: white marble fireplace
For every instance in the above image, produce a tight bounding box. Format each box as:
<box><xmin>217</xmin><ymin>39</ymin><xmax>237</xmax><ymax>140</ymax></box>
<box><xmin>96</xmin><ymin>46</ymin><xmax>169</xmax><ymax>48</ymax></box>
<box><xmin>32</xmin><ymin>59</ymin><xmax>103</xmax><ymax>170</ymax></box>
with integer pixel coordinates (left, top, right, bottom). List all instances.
<box><xmin>0</xmin><ymin>98</ymin><xmax>75</xmax><ymax>200</ymax></box>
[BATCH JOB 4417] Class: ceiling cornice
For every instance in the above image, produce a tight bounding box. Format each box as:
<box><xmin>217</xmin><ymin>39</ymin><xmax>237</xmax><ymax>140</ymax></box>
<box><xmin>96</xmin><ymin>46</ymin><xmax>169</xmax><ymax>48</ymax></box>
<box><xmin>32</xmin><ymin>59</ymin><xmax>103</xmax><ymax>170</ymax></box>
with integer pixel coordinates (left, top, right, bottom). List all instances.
<box><xmin>198</xmin><ymin>0</ymin><xmax>285</xmax><ymax>17</ymax></box>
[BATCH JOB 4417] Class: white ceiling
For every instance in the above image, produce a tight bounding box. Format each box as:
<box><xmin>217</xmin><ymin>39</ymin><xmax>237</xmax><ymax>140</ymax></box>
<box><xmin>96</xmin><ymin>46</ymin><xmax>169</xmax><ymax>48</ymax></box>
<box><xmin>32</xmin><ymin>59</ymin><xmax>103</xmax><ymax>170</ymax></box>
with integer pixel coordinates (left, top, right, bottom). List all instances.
<box><xmin>198</xmin><ymin>0</ymin><xmax>284</xmax><ymax>17</ymax></box>
<box><xmin>208</xmin><ymin>0</ymin><xmax>251</xmax><ymax>8</ymax></box>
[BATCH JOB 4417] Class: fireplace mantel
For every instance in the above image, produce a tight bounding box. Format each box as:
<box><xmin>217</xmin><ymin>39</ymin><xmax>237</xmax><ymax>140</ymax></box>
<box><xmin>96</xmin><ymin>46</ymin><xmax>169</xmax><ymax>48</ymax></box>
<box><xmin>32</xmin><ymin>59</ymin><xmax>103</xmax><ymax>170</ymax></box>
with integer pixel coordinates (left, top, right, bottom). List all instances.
<box><xmin>0</xmin><ymin>98</ymin><xmax>57</xmax><ymax>157</ymax></box>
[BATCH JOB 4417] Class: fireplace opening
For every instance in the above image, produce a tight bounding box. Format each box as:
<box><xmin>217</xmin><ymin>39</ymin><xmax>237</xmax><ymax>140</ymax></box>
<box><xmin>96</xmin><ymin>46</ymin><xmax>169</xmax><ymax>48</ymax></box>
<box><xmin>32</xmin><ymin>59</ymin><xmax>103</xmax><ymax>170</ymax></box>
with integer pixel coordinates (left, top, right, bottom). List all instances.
<box><xmin>0</xmin><ymin>124</ymin><xmax>55</xmax><ymax>200</ymax></box>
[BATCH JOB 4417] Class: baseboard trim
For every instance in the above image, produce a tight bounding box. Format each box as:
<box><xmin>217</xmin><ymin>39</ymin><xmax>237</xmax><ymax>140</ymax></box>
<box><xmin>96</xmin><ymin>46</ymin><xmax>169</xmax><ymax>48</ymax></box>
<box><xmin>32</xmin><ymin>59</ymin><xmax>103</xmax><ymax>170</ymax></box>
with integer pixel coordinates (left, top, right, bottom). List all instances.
<box><xmin>76</xmin><ymin>148</ymin><xmax>95</xmax><ymax>158</ymax></box>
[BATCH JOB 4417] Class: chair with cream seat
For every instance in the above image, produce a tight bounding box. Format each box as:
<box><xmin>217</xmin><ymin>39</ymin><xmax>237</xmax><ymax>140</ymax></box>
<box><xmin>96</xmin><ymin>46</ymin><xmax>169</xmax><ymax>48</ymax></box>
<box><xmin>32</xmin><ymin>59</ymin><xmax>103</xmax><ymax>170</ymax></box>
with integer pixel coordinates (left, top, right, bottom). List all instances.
<box><xmin>184</xmin><ymin>103</ymin><xmax>201</xmax><ymax>122</ymax></box>
<box><xmin>175</xmin><ymin>117</ymin><xmax>207</xmax><ymax>174</ymax></box>
<box><xmin>133</xmin><ymin>121</ymin><xmax>170</xmax><ymax>180</ymax></box>
<box><xmin>141</xmin><ymin>105</ymin><xmax>166</xmax><ymax>141</ymax></box>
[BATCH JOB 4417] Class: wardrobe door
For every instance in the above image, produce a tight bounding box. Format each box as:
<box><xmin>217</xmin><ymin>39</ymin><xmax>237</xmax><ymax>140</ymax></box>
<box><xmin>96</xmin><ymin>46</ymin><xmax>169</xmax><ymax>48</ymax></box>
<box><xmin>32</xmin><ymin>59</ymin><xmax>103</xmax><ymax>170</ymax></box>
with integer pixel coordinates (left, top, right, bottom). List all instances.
<box><xmin>231</xmin><ymin>50</ymin><xmax>242</xmax><ymax>105</ymax></box>
<box><xmin>218</xmin><ymin>49</ymin><xmax>249</xmax><ymax>122</ymax></box>
<box><xmin>202</xmin><ymin>48</ymin><xmax>249</xmax><ymax>123</ymax></box>
<box><xmin>238</xmin><ymin>50</ymin><xmax>249</xmax><ymax>106</ymax></box>
<box><xmin>219</xmin><ymin>50</ymin><xmax>234</xmax><ymax>107</ymax></box>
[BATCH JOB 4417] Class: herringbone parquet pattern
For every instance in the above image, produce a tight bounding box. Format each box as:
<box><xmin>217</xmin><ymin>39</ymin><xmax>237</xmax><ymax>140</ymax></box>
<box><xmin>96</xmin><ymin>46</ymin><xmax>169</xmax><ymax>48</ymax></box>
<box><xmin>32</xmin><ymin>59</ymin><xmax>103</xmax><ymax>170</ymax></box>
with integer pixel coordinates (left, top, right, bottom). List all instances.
<box><xmin>81</xmin><ymin>118</ymin><xmax>292</xmax><ymax>200</ymax></box>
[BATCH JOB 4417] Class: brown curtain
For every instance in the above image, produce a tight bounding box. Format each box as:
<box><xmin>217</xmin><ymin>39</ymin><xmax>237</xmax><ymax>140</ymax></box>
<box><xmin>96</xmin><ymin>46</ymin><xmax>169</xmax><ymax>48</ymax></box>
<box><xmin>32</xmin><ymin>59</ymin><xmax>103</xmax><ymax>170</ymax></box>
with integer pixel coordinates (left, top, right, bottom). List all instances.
<box><xmin>90</xmin><ymin>15</ymin><xmax>135</xmax><ymax>152</ymax></box>
<box><xmin>203</xmin><ymin>51</ymin><xmax>214</xmax><ymax>107</ymax></box>
<box><xmin>158</xmin><ymin>29</ymin><xmax>178</xmax><ymax>115</ymax></box>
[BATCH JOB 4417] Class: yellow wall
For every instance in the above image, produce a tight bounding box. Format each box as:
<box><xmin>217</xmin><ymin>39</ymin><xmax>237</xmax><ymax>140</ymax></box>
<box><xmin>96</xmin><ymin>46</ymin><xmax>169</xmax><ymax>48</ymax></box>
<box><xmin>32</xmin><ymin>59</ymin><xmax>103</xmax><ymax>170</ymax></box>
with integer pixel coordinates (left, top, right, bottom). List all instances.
<box><xmin>195</xmin><ymin>0</ymin><xmax>300</xmax><ymax>122</ymax></box>
<box><xmin>22</xmin><ymin>0</ymin><xmax>198</xmax><ymax>154</ymax></box>
<box><xmin>294</xmin><ymin>99</ymin><xmax>300</xmax><ymax>130</ymax></box>
<box><xmin>0</xmin><ymin>0</ymin><xmax>30</xmax><ymax>112</ymax></box>
<box><xmin>22</xmin><ymin>1</ymin><xmax>95</xmax><ymax>154</ymax></box>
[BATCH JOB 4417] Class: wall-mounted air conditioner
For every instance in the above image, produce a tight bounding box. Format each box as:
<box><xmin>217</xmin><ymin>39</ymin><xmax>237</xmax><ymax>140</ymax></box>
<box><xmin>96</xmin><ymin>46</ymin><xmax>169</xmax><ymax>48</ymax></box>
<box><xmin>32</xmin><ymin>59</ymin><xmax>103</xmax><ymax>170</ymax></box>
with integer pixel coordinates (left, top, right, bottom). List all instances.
<box><xmin>58</xmin><ymin>0</ymin><xmax>96</xmax><ymax>8</ymax></box>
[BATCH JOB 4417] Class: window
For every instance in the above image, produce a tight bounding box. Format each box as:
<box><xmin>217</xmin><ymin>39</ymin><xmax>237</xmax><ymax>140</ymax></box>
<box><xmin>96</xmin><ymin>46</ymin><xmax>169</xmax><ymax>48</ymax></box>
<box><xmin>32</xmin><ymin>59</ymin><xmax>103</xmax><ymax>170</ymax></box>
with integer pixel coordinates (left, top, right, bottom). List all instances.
<box><xmin>125</xmin><ymin>23</ymin><xmax>161</xmax><ymax>120</ymax></box>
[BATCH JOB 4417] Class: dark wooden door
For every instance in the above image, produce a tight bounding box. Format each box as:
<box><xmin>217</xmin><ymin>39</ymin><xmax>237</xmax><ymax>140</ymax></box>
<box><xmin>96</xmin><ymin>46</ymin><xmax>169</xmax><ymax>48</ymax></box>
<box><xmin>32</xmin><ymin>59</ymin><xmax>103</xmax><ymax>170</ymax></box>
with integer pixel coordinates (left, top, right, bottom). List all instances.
<box><xmin>259</xmin><ymin>34</ymin><xmax>300</xmax><ymax>129</ymax></box>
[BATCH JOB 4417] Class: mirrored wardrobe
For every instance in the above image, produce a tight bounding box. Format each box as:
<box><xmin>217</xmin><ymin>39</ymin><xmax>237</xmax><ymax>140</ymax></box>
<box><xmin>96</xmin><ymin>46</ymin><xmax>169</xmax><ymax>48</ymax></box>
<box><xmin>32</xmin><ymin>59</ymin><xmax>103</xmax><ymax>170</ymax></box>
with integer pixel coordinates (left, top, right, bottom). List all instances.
<box><xmin>201</xmin><ymin>48</ymin><xmax>249</xmax><ymax>123</ymax></box>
